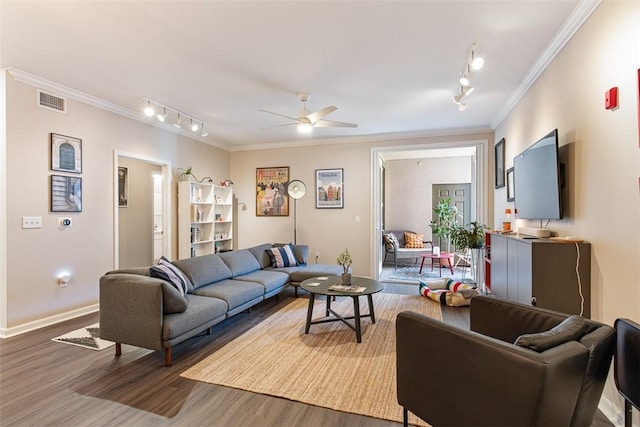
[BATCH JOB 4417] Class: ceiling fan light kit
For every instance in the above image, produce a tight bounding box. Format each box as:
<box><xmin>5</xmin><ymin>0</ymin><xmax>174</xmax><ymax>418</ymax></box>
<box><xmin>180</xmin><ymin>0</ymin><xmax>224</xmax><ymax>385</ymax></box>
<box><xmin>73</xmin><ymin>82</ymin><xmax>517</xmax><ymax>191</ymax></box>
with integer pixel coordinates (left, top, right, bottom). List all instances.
<box><xmin>453</xmin><ymin>43</ymin><xmax>484</xmax><ymax>111</ymax></box>
<box><xmin>259</xmin><ymin>92</ymin><xmax>358</xmax><ymax>132</ymax></box>
<box><xmin>142</xmin><ymin>97</ymin><xmax>208</xmax><ymax>137</ymax></box>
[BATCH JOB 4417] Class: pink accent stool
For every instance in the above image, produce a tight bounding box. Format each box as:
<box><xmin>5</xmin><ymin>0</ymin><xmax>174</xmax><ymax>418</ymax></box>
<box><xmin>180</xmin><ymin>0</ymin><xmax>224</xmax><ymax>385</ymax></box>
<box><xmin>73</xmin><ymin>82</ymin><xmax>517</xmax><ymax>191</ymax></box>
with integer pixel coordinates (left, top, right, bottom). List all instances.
<box><xmin>419</xmin><ymin>253</ymin><xmax>454</xmax><ymax>276</ymax></box>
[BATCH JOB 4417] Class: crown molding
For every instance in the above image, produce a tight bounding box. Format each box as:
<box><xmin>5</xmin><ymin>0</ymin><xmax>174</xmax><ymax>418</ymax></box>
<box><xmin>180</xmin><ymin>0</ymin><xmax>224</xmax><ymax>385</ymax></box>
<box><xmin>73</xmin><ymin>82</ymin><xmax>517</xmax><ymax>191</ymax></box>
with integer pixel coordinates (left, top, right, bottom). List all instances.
<box><xmin>229</xmin><ymin>126</ymin><xmax>493</xmax><ymax>152</ymax></box>
<box><xmin>491</xmin><ymin>0</ymin><xmax>602</xmax><ymax>129</ymax></box>
<box><xmin>6</xmin><ymin>68</ymin><xmax>230</xmax><ymax>151</ymax></box>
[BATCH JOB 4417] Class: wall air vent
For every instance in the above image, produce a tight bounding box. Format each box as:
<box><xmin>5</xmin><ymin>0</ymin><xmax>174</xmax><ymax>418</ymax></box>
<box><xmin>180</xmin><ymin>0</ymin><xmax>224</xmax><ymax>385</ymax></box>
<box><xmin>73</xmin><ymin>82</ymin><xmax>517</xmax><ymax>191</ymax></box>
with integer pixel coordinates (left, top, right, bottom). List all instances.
<box><xmin>37</xmin><ymin>89</ymin><xmax>67</xmax><ymax>113</ymax></box>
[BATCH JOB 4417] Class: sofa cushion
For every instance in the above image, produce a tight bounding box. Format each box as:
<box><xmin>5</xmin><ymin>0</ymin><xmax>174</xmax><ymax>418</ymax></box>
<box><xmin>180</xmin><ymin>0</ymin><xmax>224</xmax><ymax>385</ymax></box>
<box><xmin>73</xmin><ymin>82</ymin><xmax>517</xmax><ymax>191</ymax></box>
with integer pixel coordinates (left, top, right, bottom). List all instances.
<box><xmin>193</xmin><ymin>279</ymin><xmax>265</xmax><ymax>311</ymax></box>
<box><xmin>149</xmin><ymin>256</ymin><xmax>189</xmax><ymax>295</ymax></box>
<box><xmin>515</xmin><ymin>315</ymin><xmax>588</xmax><ymax>352</ymax></box>
<box><xmin>160</xmin><ymin>281</ymin><xmax>189</xmax><ymax>313</ymax></box>
<box><xmin>247</xmin><ymin>243</ymin><xmax>275</xmax><ymax>269</ymax></box>
<box><xmin>266</xmin><ymin>244</ymin><xmax>298</xmax><ymax>268</ymax></box>
<box><xmin>162</xmin><ymin>294</ymin><xmax>227</xmax><ymax>341</ymax></box>
<box><xmin>404</xmin><ymin>232</ymin><xmax>424</xmax><ymax>248</ymax></box>
<box><xmin>235</xmin><ymin>270</ymin><xmax>289</xmax><ymax>293</ymax></box>
<box><xmin>293</xmin><ymin>244</ymin><xmax>309</xmax><ymax>266</ymax></box>
<box><xmin>219</xmin><ymin>249</ymin><xmax>261</xmax><ymax>277</ymax></box>
<box><xmin>173</xmin><ymin>254</ymin><xmax>233</xmax><ymax>291</ymax></box>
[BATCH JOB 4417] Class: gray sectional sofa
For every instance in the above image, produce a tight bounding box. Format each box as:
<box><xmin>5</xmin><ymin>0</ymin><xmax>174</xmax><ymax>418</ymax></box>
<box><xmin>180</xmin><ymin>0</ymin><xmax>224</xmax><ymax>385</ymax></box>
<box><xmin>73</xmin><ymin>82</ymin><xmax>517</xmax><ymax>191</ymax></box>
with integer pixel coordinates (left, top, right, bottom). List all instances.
<box><xmin>99</xmin><ymin>243</ymin><xmax>343</xmax><ymax>366</ymax></box>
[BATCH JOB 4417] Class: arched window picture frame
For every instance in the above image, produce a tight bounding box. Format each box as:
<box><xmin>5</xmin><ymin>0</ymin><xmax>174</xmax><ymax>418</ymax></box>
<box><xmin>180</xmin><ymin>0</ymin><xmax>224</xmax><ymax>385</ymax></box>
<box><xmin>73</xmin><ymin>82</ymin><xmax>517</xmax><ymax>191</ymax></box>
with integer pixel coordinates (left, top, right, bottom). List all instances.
<box><xmin>51</xmin><ymin>133</ymin><xmax>82</xmax><ymax>174</ymax></box>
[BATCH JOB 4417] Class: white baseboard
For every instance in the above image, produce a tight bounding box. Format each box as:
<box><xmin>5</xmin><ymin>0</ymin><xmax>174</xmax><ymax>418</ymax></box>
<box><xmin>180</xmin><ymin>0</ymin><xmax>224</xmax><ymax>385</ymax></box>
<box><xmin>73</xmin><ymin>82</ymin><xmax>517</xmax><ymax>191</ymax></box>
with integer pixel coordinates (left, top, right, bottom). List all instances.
<box><xmin>0</xmin><ymin>304</ymin><xmax>99</xmax><ymax>338</ymax></box>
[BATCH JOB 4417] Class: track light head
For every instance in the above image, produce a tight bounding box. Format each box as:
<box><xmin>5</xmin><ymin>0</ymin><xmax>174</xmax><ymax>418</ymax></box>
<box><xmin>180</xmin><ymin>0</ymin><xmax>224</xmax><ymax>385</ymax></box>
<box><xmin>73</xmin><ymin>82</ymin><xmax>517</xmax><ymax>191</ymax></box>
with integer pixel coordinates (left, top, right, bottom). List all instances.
<box><xmin>459</xmin><ymin>74</ymin><xmax>470</xmax><ymax>87</ymax></box>
<box><xmin>465</xmin><ymin>86</ymin><xmax>475</xmax><ymax>96</ymax></box>
<box><xmin>157</xmin><ymin>107</ymin><xmax>166</xmax><ymax>122</ymax></box>
<box><xmin>173</xmin><ymin>113</ymin><xmax>182</xmax><ymax>129</ymax></box>
<box><xmin>471</xmin><ymin>56</ymin><xmax>484</xmax><ymax>71</ymax></box>
<box><xmin>200</xmin><ymin>124</ymin><xmax>208</xmax><ymax>137</ymax></box>
<box><xmin>190</xmin><ymin>119</ymin><xmax>198</xmax><ymax>132</ymax></box>
<box><xmin>144</xmin><ymin>100</ymin><xmax>154</xmax><ymax>117</ymax></box>
<box><xmin>458</xmin><ymin>102</ymin><xmax>468</xmax><ymax>111</ymax></box>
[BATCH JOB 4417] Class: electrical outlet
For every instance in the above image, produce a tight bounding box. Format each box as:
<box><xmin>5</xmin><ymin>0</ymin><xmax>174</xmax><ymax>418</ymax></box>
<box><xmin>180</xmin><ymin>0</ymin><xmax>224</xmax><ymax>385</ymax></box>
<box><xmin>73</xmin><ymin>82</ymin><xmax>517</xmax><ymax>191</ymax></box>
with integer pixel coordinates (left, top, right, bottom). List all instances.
<box><xmin>22</xmin><ymin>216</ymin><xmax>42</xmax><ymax>229</ymax></box>
<box><xmin>315</xmin><ymin>251</ymin><xmax>320</xmax><ymax>257</ymax></box>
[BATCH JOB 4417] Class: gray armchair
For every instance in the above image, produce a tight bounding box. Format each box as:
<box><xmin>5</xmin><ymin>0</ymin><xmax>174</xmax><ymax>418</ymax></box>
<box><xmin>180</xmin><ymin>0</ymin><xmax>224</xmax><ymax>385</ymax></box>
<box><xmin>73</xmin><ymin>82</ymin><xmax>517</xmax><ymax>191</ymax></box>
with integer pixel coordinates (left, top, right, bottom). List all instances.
<box><xmin>396</xmin><ymin>296</ymin><xmax>615</xmax><ymax>427</ymax></box>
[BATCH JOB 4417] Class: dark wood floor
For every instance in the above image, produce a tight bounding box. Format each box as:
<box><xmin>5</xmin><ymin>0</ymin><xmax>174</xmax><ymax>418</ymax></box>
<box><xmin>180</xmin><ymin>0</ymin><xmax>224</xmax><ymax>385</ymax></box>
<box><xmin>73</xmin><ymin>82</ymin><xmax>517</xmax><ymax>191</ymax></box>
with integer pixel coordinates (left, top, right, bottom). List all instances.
<box><xmin>0</xmin><ymin>282</ymin><xmax>612</xmax><ymax>426</ymax></box>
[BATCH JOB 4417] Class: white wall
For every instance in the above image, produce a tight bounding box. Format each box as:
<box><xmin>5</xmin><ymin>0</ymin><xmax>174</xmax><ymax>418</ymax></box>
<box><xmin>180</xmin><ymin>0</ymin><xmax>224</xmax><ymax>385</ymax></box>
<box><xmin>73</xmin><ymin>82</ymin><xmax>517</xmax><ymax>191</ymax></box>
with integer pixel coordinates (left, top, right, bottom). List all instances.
<box><xmin>385</xmin><ymin>156</ymin><xmax>472</xmax><ymax>238</ymax></box>
<box><xmin>3</xmin><ymin>75</ymin><xmax>230</xmax><ymax>332</ymax></box>
<box><xmin>493</xmin><ymin>1</ymin><xmax>640</xmax><ymax>422</ymax></box>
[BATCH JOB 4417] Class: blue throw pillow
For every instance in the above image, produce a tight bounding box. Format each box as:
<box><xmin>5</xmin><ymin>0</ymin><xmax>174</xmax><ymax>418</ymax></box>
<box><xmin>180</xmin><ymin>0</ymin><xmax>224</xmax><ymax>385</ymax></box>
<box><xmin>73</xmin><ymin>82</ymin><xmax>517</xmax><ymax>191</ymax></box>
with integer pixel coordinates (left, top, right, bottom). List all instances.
<box><xmin>150</xmin><ymin>256</ymin><xmax>189</xmax><ymax>295</ymax></box>
<box><xmin>266</xmin><ymin>244</ymin><xmax>298</xmax><ymax>268</ymax></box>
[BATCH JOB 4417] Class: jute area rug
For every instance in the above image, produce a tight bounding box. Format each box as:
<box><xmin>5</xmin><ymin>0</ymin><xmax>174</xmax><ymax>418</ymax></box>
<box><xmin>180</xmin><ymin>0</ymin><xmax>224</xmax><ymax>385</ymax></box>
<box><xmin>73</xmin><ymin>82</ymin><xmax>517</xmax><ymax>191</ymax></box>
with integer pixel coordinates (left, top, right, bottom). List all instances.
<box><xmin>181</xmin><ymin>293</ymin><xmax>441</xmax><ymax>426</ymax></box>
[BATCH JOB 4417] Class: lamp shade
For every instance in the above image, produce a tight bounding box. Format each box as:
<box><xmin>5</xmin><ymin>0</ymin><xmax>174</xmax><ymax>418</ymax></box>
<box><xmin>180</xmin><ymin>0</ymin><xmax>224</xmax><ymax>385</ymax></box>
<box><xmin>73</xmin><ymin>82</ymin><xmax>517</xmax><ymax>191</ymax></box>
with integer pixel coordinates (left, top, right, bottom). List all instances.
<box><xmin>287</xmin><ymin>180</ymin><xmax>306</xmax><ymax>199</ymax></box>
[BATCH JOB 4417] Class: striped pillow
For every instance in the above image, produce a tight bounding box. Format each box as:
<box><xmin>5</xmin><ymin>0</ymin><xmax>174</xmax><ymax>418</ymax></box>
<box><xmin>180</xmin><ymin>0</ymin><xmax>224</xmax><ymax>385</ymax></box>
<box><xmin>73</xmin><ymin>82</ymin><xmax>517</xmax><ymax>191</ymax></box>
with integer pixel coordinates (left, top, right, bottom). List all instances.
<box><xmin>149</xmin><ymin>256</ymin><xmax>189</xmax><ymax>295</ymax></box>
<box><xmin>266</xmin><ymin>244</ymin><xmax>298</xmax><ymax>268</ymax></box>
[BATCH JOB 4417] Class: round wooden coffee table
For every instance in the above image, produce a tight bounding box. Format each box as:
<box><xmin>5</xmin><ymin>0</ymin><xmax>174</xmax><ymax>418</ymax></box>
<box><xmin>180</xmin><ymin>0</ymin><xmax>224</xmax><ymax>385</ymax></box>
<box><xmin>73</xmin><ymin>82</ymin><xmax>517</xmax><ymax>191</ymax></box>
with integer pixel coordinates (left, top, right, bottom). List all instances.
<box><xmin>300</xmin><ymin>276</ymin><xmax>383</xmax><ymax>343</ymax></box>
<box><xmin>419</xmin><ymin>252</ymin><xmax>454</xmax><ymax>276</ymax></box>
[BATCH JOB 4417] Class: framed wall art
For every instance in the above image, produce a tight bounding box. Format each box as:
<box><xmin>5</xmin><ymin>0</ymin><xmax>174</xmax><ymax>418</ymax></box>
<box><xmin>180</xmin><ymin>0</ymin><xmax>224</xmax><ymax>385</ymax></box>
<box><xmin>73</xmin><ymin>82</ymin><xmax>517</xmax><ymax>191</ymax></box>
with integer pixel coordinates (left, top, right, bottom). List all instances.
<box><xmin>256</xmin><ymin>166</ymin><xmax>289</xmax><ymax>216</ymax></box>
<box><xmin>51</xmin><ymin>133</ymin><xmax>82</xmax><ymax>174</ymax></box>
<box><xmin>51</xmin><ymin>174</ymin><xmax>82</xmax><ymax>212</ymax></box>
<box><xmin>506</xmin><ymin>167</ymin><xmax>515</xmax><ymax>202</ymax></box>
<box><xmin>315</xmin><ymin>168</ymin><xmax>344</xmax><ymax>209</ymax></box>
<box><xmin>118</xmin><ymin>166</ymin><xmax>128</xmax><ymax>207</ymax></box>
<box><xmin>495</xmin><ymin>138</ymin><xmax>505</xmax><ymax>189</ymax></box>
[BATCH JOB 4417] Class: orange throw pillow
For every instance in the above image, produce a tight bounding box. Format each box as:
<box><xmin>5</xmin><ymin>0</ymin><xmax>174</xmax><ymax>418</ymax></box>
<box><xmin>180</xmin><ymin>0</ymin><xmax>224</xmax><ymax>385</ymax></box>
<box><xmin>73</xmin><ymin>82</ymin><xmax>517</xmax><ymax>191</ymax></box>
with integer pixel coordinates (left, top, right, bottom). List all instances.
<box><xmin>404</xmin><ymin>232</ymin><xmax>424</xmax><ymax>248</ymax></box>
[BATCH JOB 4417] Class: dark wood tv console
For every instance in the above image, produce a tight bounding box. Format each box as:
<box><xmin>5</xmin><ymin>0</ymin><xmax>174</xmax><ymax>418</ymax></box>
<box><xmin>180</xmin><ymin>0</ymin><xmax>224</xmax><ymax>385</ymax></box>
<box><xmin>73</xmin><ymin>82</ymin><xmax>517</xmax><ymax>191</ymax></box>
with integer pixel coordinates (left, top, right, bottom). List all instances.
<box><xmin>487</xmin><ymin>233</ymin><xmax>591</xmax><ymax>318</ymax></box>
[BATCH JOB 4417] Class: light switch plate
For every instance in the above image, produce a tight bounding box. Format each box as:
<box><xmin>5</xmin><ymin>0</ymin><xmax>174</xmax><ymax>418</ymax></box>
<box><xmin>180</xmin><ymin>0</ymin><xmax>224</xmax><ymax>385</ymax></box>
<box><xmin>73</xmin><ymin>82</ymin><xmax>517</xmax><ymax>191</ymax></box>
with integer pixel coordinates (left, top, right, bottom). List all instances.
<box><xmin>22</xmin><ymin>216</ymin><xmax>42</xmax><ymax>229</ymax></box>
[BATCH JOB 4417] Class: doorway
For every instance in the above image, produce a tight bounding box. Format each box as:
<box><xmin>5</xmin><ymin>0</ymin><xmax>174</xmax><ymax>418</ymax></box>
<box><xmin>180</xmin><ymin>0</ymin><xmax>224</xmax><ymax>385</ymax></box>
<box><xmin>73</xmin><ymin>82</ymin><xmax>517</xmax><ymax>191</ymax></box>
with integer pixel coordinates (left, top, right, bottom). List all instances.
<box><xmin>114</xmin><ymin>151</ymin><xmax>172</xmax><ymax>269</ymax></box>
<box><xmin>371</xmin><ymin>141</ymin><xmax>489</xmax><ymax>280</ymax></box>
<box><xmin>432</xmin><ymin>183</ymin><xmax>471</xmax><ymax>250</ymax></box>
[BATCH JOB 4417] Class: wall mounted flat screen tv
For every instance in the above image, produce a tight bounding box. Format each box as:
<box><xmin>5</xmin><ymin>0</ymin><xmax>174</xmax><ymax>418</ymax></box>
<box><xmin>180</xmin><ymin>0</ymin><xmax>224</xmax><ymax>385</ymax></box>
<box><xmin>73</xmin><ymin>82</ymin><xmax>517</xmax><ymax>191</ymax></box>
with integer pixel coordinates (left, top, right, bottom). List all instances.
<box><xmin>513</xmin><ymin>129</ymin><xmax>563</xmax><ymax>220</ymax></box>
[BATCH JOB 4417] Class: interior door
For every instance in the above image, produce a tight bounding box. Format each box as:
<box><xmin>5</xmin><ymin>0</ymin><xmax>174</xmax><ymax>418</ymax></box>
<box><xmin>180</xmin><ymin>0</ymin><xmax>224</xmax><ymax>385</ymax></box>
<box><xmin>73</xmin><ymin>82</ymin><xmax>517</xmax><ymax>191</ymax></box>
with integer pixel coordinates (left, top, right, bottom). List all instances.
<box><xmin>432</xmin><ymin>183</ymin><xmax>471</xmax><ymax>251</ymax></box>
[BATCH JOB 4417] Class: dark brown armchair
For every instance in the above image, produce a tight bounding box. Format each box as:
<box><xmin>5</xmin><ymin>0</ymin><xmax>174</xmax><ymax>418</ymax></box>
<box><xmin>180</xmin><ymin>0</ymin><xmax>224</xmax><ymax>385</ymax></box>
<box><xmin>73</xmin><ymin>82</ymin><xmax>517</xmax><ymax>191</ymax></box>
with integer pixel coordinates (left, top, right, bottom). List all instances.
<box><xmin>396</xmin><ymin>296</ymin><xmax>615</xmax><ymax>427</ymax></box>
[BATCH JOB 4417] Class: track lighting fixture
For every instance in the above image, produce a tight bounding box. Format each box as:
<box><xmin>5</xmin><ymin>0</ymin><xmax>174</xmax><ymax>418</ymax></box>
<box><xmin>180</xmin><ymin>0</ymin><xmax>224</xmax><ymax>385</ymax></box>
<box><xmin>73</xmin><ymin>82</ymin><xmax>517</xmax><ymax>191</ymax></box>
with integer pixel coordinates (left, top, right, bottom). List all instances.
<box><xmin>142</xmin><ymin>97</ymin><xmax>209</xmax><ymax>137</ymax></box>
<box><xmin>157</xmin><ymin>107</ymin><xmax>167</xmax><ymax>122</ymax></box>
<box><xmin>173</xmin><ymin>113</ymin><xmax>182</xmax><ymax>129</ymax></box>
<box><xmin>452</xmin><ymin>43</ymin><xmax>484</xmax><ymax>111</ymax></box>
<box><xmin>144</xmin><ymin>100</ymin><xmax>154</xmax><ymax>117</ymax></box>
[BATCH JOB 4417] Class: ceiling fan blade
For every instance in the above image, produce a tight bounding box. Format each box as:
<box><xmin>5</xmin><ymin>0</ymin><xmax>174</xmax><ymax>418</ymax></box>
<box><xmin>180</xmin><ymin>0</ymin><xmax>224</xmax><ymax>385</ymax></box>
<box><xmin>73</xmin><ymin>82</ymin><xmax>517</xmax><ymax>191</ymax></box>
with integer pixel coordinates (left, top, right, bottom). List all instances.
<box><xmin>306</xmin><ymin>105</ymin><xmax>337</xmax><ymax>124</ymax></box>
<box><xmin>314</xmin><ymin>119</ymin><xmax>358</xmax><ymax>128</ymax></box>
<box><xmin>258</xmin><ymin>109</ymin><xmax>301</xmax><ymax>122</ymax></box>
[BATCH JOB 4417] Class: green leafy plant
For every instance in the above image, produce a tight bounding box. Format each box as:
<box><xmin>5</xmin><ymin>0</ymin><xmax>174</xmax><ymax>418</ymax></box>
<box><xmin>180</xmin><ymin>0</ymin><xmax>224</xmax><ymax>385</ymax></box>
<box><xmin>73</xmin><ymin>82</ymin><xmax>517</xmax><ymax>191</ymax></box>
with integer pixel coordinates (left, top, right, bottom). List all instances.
<box><xmin>336</xmin><ymin>247</ymin><xmax>353</xmax><ymax>274</ymax></box>
<box><xmin>429</xmin><ymin>197</ymin><xmax>459</xmax><ymax>250</ymax></box>
<box><xmin>450</xmin><ymin>221</ymin><xmax>488</xmax><ymax>251</ymax></box>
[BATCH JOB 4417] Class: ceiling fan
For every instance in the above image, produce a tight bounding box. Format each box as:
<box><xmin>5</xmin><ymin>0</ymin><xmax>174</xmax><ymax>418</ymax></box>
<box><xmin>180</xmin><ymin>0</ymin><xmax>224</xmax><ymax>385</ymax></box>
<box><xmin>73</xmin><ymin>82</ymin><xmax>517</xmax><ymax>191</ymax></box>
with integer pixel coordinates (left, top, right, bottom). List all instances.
<box><xmin>259</xmin><ymin>92</ymin><xmax>358</xmax><ymax>132</ymax></box>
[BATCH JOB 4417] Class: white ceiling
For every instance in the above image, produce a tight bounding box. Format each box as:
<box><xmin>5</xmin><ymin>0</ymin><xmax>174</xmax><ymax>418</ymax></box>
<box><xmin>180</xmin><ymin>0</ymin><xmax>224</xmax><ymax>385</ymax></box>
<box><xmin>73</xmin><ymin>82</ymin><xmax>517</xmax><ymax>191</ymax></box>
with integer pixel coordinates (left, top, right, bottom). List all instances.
<box><xmin>1</xmin><ymin>1</ymin><xmax>596</xmax><ymax>151</ymax></box>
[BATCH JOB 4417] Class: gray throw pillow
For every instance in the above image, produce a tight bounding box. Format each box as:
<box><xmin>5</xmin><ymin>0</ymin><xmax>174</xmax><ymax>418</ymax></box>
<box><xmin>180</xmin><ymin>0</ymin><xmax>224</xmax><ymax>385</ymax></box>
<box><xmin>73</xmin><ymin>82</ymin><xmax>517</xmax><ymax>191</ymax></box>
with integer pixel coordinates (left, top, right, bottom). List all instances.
<box><xmin>515</xmin><ymin>315</ymin><xmax>587</xmax><ymax>352</ymax></box>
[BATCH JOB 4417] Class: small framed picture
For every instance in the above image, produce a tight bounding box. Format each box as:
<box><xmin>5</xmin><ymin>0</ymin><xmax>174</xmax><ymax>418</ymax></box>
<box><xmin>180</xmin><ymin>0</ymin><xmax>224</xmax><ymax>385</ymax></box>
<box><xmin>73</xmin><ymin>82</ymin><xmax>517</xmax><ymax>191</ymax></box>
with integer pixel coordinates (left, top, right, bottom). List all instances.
<box><xmin>118</xmin><ymin>166</ymin><xmax>128</xmax><ymax>207</ymax></box>
<box><xmin>316</xmin><ymin>168</ymin><xmax>344</xmax><ymax>209</ymax></box>
<box><xmin>51</xmin><ymin>175</ymin><xmax>82</xmax><ymax>212</ymax></box>
<box><xmin>495</xmin><ymin>138</ymin><xmax>505</xmax><ymax>189</ymax></box>
<box><xmin>506</xmin><ymin>167</ymin><xmax>515</xmax><ymax>202</ymax></box>
<box><xmin>51</xmin><ymin>133</ymin><xmax>82</xmax><ymax>174</ymax></box>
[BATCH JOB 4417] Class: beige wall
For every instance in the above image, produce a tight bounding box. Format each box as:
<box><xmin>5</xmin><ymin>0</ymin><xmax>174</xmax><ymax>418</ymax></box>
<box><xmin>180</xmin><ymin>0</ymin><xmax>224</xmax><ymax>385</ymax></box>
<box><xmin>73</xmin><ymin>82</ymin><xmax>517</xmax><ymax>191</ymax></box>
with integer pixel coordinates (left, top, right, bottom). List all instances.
<box><xmin>3</xmin><ymin>75</ymin><xmax>230</xmax><ymax>330</ymax></box>
<box><xmin>493</xmin><ymin>1</ymin><xmax>639</xmax><ymax>421</ymax></box>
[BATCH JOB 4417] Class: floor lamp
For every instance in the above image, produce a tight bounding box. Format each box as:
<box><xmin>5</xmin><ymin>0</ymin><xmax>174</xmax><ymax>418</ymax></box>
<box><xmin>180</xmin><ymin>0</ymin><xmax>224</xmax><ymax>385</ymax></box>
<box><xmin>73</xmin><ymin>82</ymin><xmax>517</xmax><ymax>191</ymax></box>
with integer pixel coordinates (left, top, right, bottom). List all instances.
<box><xmin>287</xmin><ymin>180</ymin><xmax>306</xmax><ymax>244</ymax></box>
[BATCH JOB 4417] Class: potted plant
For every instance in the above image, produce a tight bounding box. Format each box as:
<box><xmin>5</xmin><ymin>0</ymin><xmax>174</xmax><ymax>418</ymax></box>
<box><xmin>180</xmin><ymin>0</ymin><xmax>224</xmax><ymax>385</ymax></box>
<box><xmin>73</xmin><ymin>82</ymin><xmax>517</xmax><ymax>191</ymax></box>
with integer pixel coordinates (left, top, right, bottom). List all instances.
<box><xmin>429</xmin><ymin>197</ymin><xmax>459</xmax><ymax>252</ymax></box>
<box><xmin>450</xmin><ymin>221</ymin><xmax>488</xmax><ymax>252</ymax></box>
<box><xmin>177</xmin><ymin>166</ymin><xmax>196</xmax><ymax>182</ymax></box>
<box><xmin>336</xmin><ymin>247</ymin><xmax>353</xmax><ymax>285</ymax></box>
